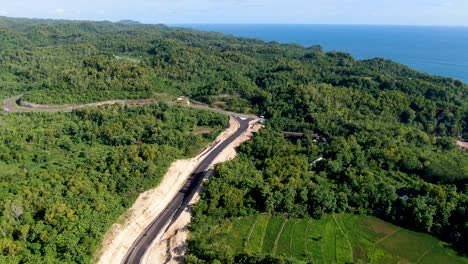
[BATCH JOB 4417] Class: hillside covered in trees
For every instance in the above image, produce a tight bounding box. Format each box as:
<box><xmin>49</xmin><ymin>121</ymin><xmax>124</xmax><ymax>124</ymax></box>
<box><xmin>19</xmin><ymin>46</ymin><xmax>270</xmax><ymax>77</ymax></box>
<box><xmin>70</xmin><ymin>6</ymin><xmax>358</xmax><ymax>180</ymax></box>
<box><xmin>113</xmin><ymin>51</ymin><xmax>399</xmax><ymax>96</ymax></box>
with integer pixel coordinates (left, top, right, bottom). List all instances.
<box><xmin>0</xmin><ymin>16</ymin><xmax>467</xmax><ymax>263</ymax></box>
<box><xmin>0</xmin><ymin>104</ymin><xmax>227</xmax><ymax>263</ymax></box>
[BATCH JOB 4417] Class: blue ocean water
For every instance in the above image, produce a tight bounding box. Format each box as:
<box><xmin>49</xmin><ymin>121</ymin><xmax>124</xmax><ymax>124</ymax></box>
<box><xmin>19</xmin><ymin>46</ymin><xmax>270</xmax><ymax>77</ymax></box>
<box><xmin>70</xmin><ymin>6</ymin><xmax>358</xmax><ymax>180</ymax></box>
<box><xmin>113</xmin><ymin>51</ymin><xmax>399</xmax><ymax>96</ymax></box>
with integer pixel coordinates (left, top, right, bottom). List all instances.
<box><xmin>181</xmin><ymin>24</ymin><xmax>468</xmax><ymax>82</ymax></box>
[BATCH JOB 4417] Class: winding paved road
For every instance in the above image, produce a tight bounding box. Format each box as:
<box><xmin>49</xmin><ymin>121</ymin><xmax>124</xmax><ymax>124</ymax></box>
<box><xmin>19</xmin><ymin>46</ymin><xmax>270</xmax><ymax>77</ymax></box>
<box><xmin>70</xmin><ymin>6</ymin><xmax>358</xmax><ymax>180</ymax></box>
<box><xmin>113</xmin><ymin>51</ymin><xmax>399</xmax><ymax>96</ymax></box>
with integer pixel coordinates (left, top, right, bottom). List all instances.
<box><xmin>3</xmin><ymin>95</ymin><xmax>258</xmax><ymax>264</ymax></box>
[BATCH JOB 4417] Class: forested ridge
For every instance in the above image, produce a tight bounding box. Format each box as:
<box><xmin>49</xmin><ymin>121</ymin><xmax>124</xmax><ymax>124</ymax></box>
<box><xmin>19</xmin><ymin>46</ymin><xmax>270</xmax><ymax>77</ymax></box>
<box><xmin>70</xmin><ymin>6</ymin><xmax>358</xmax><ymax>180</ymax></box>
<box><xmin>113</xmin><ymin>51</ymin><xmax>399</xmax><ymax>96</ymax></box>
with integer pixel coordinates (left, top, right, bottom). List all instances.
<box><xmin>0</xmin><ymin>16</ymin><xmax>467</xmax><ymax>263</ymax></box>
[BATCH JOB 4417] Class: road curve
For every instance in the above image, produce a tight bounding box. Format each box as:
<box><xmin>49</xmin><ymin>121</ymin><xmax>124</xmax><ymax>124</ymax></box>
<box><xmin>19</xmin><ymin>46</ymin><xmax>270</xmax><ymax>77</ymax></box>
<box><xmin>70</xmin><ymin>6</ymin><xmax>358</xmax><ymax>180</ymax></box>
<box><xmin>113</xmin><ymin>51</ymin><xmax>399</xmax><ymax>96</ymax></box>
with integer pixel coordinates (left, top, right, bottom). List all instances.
<box><xmin>3</xmin><ymin>95</ymin><xmax>258</xmax><ymax>263</ymax></box>
<box><xmin>122</xmin><ymin>116</ymin><xmax>255</xmax><ymax>264</ymax></box>
<box><xmin>3</xmin><ymin>95</ymin><xmax>257</xmax><ymax>118</ymax></box>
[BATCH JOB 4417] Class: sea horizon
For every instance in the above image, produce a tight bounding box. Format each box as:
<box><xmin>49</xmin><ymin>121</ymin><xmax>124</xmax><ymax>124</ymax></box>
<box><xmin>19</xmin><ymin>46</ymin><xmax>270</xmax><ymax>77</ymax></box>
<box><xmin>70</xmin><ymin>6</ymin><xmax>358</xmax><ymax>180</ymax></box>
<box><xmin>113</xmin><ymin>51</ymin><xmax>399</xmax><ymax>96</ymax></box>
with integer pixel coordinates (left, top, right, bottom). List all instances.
<box><xmin>177</xmin><ymin>24</ymin><xmax>468</xmax><ymax>82</ymax></box>
<box><xmin>172</xmin><ymin>23</ymin><xmax>468</xmax><ymax>28</ymax></box>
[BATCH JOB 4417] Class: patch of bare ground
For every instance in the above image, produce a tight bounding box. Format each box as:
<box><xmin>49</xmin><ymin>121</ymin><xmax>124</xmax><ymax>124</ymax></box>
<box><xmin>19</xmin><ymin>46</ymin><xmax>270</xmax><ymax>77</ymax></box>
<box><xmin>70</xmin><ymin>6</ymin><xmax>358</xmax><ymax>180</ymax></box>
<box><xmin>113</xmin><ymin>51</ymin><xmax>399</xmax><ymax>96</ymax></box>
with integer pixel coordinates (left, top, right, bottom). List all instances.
<box><xmin>193</xmin><ymin>126</ymin><xmax>213</xmax><ymax>135</ymax></box>
<box><xmin>19</xmin><ymin>98</ymin><xmax>159</xmax><ymax>110</ymax></box>
<box><xmin>398</xmin><ymin>258</ymin><xmax>411</xmax><ymax>264</ymax></box>
<box><xmin>141</xmin><ymin>120</ymin><xmax>263</xmax><ymax>264</ymax></box>
<box><xmin>456</xmin><ymin>140</ymin><xmax>468</xmax><ymax>151</ymax></box>
<box><xmin>368</xmin><ymin>219</ymin><xmax>397</xmax><ymax>236</ymax></box>
<box><xmin>95</xmin><ymin>117</ymin><xmax>243</xmax><ymax>264</ymax></box>
<box><xmin>352</xmin><ymin>246</ymin><xmax>367</xmax><ymax>263</ymax></box>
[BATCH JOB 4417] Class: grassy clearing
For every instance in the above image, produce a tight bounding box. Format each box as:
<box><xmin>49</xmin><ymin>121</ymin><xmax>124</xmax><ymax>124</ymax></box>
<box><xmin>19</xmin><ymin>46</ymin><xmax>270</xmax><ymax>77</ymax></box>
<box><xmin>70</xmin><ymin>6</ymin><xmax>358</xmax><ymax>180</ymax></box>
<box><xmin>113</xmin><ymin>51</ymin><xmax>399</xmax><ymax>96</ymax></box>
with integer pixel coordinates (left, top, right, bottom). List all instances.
<box><xmin>0</xmin><ymin>162</ymin><xmax>18</xmax><ymax>176</ymax></box>
<box><xmin>203</xmin><ymin>213</ymin><xmax>467</xmax><ymax>263</ymax></box>
<box><xmin>113</xmin><ymin>55</ymin><xmax>141</xmax><ymax>64</ymax></box>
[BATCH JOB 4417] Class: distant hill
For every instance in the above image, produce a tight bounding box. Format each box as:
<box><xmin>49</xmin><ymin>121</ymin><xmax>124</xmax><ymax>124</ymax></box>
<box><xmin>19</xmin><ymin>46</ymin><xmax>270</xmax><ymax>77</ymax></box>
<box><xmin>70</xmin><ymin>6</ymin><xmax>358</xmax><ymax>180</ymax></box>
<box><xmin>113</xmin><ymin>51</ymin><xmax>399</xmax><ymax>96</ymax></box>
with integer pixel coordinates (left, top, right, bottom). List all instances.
<box><xmin>117</xmin><ymin>19</ymin><xmax>142</xmax><ymax>25</ymax></box>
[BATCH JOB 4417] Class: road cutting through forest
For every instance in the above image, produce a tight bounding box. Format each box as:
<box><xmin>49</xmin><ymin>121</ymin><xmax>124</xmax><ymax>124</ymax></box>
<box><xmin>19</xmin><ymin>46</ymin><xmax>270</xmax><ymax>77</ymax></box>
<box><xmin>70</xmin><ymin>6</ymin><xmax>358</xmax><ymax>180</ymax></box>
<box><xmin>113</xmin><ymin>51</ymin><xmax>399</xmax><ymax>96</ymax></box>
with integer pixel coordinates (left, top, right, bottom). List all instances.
<box><xmin>141</xmin><ymin>118</ymin><xmax>263</xmax><ymax>264</ymax></box>
<box><xmin>3</xmin><ymin>95</ymin><xmax>262</xmax><ymax>264</ymax></box>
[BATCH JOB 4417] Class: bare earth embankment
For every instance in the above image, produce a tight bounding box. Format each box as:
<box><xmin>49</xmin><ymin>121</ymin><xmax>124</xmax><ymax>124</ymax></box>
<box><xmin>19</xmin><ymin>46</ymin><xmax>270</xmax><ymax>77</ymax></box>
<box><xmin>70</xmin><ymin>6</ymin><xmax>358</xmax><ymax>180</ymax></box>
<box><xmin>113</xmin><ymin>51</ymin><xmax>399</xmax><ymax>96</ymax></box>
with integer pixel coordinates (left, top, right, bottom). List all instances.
<box><xmin>456</xmin><ymin>140</ymin><xmax>468</xmax><ymax>151</ymax></box>
<box><xmin>96</xmin><ymin>118</ymin><xmax>262</xmax><ymax>264</ymax></box>
<box><xmin>141</xmin><ymin>120</ymin><xmax>263</xmax><ymax>264</ymax></box>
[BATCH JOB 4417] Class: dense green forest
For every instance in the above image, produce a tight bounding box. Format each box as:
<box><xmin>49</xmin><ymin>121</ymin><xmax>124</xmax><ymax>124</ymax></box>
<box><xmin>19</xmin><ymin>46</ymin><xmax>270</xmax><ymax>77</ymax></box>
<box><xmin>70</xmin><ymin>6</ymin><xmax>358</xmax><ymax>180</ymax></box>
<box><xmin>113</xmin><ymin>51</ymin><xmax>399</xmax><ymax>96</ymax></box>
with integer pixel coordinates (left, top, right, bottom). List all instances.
<box><xmin>0</xmin><ymin>104</ymin><xmax>227</xmax><ymax>263</ymax></box>
<box><xmin>0</xmin><ymin>16</ymin><xmax>467</xmax><ymax>263</ymax></box>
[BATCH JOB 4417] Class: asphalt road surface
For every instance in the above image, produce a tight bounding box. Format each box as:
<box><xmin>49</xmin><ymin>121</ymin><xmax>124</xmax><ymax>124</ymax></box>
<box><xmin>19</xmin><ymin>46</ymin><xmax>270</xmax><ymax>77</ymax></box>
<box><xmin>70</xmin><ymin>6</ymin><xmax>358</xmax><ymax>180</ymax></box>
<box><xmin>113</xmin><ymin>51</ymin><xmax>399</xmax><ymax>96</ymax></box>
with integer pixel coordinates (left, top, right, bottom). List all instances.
<box><xmin>122</xmin><ymin>116</ymin><xmax>255</xmax><ymax>264</ymax></box>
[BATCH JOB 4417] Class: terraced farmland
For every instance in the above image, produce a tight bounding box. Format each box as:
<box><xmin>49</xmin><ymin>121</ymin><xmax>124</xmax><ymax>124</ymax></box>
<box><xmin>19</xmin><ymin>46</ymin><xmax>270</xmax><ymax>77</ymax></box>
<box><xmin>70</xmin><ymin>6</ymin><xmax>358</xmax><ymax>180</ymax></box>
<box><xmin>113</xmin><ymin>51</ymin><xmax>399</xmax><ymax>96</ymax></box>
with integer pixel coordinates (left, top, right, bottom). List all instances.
<box><xmin>202</xmin><ymin>214</ymin><xmax>467</xmax><ymax>263</ymax></box>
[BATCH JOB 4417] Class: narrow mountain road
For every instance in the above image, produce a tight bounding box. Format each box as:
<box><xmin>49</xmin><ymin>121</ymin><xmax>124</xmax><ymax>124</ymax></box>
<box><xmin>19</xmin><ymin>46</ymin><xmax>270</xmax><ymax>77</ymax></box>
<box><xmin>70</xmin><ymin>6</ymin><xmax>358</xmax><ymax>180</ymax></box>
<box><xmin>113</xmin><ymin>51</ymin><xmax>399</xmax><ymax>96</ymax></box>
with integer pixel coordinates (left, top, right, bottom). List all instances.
<box><xmin>3</xmin><ymin>95</ymin><xmax>259</xmax><ymax>264</ymax></box>
<box><xmin>2</xmin><ymin>95</ymin><xmax>257</xmax><ymax>118</ymax></box>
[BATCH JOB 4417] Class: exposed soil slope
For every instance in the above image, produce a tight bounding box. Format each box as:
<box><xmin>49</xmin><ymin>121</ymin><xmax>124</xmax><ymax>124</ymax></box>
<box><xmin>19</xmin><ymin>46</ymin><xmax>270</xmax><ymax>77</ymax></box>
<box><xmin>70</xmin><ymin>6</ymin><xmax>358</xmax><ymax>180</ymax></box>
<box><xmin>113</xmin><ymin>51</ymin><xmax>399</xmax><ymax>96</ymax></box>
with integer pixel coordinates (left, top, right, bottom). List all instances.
<box><xmin>96</xmin><ymin>117</ymin><xmax>244</xmax><ymax>264</ymax></box>
<box><xmin>141</xmin><ymin>120</ymin><xmax>263</xmax><ymax>264</ymax></box>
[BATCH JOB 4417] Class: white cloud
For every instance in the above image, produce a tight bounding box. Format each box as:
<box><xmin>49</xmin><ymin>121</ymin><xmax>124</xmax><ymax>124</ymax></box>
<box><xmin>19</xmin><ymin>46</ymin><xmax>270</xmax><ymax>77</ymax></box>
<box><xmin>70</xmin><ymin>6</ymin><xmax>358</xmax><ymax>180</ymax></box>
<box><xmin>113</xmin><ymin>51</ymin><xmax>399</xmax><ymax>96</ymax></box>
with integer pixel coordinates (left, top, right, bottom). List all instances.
<box><xmin>0</xmin><ymin>10</ymin><xmax>8</xmax><ymax>15</ymax></box>
<box><xmin>55</xmin><ymin>8</ymin><xmax>65</xmax><ymax>13</ymax></box>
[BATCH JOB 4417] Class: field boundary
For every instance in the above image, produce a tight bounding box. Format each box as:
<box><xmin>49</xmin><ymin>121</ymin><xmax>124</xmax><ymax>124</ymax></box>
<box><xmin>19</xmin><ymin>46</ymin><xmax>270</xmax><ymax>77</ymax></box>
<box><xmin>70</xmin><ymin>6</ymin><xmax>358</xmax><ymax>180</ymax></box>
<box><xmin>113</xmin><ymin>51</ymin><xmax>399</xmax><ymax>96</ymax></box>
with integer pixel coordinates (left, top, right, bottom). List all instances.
<box><xmin>320</xmin><ymin>219</ymin><xmax>326</xmax><ymax>264</ymax></box>
<box><xmin>290</xmin><ymin>220</ymin><xmax>298</xmax><ymax>256</ymax></box>
<box><xmin>375</xmin><ymin>227</ymin><xmax>401</xmax><ymax>244</ymax></box>
<box><xmin>209</xmin><ymin>214</ymin><xmax>466</xmax><ymax>263</ymax></box>
<box><xmin>245</xmin><ymin>215</ymin><xmax>259</xmax><ymax>247</ymax></box>
<box><xmin>415</xmin><ymin>242</ymin><xmax>438</xmax><ymax>263</ymax></box>
<box><xmin>273</xmin><ymin>219</ymin><xmax>288</xmax><ymax>254</ymax></box>
<box><xmin>332</xmin><ymin>214</ymin><xmax>353</xmax><ymax>263</ymax></box>
<box><xmin>304</xmin><ymin>221</ymin><xmax>311</xmax><ymax>256</ymax></box>
<box><xmin>256</xmin><ymin>216</ymin><xmax>270</xmax><ymax>254</ymax></box>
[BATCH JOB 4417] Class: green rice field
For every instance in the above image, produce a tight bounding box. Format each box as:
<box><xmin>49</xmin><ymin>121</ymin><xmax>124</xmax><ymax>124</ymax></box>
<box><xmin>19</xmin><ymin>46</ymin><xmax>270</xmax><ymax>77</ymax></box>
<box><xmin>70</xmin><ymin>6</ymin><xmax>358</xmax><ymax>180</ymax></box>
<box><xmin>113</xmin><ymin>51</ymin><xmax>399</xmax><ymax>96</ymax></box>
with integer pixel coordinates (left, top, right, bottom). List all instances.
<box><xmin>205</xmin><ymin>214</ymin><xmax>467</xmax><ymax>263</ymax></box>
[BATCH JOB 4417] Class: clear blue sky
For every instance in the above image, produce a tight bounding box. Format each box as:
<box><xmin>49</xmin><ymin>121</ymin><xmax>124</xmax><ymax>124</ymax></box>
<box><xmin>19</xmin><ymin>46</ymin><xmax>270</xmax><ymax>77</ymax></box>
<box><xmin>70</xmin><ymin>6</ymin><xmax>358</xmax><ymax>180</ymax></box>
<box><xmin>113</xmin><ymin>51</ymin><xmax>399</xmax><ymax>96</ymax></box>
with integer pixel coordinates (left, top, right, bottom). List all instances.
<box><xmin>1</xmin><ymin>0</ymin><xmax>467</xmax><ymax>26</ymax></box>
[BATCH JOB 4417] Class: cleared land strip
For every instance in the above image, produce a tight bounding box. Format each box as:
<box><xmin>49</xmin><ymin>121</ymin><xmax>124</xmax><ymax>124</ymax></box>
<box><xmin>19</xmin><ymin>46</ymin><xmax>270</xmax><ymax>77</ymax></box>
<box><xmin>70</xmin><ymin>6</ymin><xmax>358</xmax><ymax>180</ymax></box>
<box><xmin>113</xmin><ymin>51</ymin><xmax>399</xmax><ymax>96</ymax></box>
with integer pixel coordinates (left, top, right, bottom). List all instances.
<box><xmin>3</xmin><ymin>95</ymin><xmax>257</xmax><ymax>119</ymax></box>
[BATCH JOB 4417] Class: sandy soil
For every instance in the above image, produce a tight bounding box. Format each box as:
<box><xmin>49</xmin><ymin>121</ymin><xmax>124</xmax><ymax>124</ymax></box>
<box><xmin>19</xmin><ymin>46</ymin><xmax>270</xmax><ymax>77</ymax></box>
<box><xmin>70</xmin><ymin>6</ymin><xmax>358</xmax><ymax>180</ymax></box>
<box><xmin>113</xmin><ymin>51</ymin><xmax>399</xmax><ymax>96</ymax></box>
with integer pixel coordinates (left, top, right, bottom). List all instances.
<box><xmin>456</xmin><ymin>140</ymin><xmax>468</xmax><ymax>151</ymax></box>
<box><xmin>95</xmin><ymin>117</ymin><xmax>241</xmax><ymax>264</ymax></box>
<box><xmin>141</xmin><ymin>120</ymin><xmax>263</xmax><ymax>264</ymax></box>
<box><xmin>18</xmin><ymin>98</ymin><xmax>158</xmax><ymax>110</ymax></box>
<box><xmin>8</xmin><ymin>97</ymin><xmax>258</xmax><ymax>119</ymax></box>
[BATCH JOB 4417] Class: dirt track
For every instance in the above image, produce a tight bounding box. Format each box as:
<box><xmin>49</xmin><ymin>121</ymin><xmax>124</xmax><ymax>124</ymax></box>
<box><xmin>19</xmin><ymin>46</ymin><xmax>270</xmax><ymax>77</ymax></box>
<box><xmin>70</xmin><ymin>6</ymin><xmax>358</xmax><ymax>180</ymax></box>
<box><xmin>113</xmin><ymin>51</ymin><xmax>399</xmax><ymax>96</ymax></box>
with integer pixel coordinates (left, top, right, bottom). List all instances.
<box><xmin>3</xmin><ymin>95</ymin><xmax>257</xmax><ymax>118</ymax></box>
